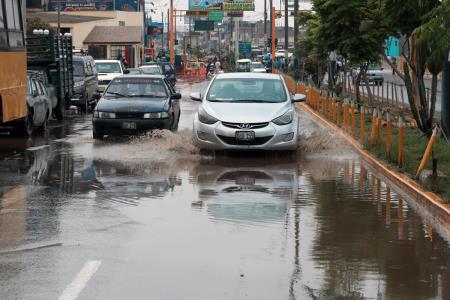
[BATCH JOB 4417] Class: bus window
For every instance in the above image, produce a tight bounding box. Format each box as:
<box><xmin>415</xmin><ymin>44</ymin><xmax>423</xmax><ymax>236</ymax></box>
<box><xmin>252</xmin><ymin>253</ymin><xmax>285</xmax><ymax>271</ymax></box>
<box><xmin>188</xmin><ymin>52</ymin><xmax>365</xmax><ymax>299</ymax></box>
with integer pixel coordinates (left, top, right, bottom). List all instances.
<box><xmin>0</xmin><ymin>0</ymin><xmax>6</xmax><ymax>47</ymax></box>
<box><xmin>3</xmin><ymin>0</ymin><xmax>23</xmax><ymax>48</ymax></box>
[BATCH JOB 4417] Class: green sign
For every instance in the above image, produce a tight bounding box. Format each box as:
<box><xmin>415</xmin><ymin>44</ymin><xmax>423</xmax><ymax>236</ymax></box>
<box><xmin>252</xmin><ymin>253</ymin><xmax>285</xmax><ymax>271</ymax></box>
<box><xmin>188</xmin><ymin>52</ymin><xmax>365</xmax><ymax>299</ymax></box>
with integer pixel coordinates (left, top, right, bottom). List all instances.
<box><xmin>194</xmin><ymin>20</ymin><xmax>215</xmax><ymax>31</ymax></box>
<box><xmin>239</xmin><ymin>42</ymin><xmax>252</xmax><ymax>55</ymax></box>
<box><xmin>223</xmin><ymin>2</ymin><xmax>255</xmax><ymax>11</ymax></box>
<box><xmin>208</xmin><ymin>11</ymin><xmax>223</xmax><ymax>22</ymax></box>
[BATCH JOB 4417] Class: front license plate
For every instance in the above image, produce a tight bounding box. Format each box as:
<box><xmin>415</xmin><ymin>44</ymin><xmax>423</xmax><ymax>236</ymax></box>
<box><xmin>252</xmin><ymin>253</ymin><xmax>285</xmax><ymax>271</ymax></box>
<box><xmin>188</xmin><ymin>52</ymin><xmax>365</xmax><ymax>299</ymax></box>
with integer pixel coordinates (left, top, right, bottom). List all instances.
<box><xmin>122</xmin><ymin>122</ymin><xmax>136</xmax><ymax>130</ymax></box>
<box><xmin>235</xmin><ymin>131</ymin><xmax>255</xmax><ymax>141</ymax></box>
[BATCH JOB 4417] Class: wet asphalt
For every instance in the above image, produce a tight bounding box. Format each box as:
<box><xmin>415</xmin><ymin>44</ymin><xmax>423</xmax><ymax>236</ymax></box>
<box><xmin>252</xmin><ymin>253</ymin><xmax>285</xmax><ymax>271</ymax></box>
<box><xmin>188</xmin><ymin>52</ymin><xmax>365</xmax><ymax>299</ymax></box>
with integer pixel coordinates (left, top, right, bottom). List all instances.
<box><xmin>0</xmin><ymin>80</ymin><xmax>449</xmax><ymax>300</ymax></box>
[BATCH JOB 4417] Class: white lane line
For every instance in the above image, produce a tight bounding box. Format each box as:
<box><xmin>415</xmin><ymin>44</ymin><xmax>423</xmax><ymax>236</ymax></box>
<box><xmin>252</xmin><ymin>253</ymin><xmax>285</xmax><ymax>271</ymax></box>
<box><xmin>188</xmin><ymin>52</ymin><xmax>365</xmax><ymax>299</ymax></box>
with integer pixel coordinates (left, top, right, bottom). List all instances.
<box><xmin>59</xmin><ymin>260</ymin><xmax>102</xmax><ymax>300</ymax></box>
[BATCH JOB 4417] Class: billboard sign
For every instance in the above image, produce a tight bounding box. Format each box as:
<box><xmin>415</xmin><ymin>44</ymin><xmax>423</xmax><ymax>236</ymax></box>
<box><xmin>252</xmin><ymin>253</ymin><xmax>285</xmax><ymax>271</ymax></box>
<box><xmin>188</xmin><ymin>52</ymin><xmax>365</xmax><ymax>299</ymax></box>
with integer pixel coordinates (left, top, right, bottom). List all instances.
<box><xmin>48</xmin><ymin>0</ymin><xmax>137</xmax><ymax>11</ymax></box>
<box><xmin>147</xmin><ymin>22</ymin><xmax>164</xmax><ymax>36</ymax></box>
<box><xmin>189</xmin><ymin>0</ymin><xmax>255</xmax><ymax>11</ymax></box>
<box><xmin>194</xmin><ymin>20</ymin><xmax>215</xmax><ymax>31</ymax></box>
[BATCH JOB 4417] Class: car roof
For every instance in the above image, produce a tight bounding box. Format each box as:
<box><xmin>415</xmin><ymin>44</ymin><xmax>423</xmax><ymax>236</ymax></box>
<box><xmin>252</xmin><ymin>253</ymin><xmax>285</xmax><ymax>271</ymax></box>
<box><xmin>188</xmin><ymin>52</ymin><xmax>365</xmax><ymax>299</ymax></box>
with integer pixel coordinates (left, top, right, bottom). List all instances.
<box><xmin>215</xmin><ymin>73</ymin><xmax>281</xmax><ymax>80</ymax></box>
<box><xmin>237</xmin><ymin>59</ymin><xmax>252</xmax><ymax>63</ymax></box>
<box><xmin>95</xmin><ymin>60</ymin><xmax>121</xmax><ymax>63</ymax></box>
<box><xmin>118</xmin><ymin>74</ymin><xmax>166</xmax><ymax>79</ymax></box>
<box><xmin>139</xmin><ymin>65</ymin><xmax>160</xmax><ymax>68</ymax></box>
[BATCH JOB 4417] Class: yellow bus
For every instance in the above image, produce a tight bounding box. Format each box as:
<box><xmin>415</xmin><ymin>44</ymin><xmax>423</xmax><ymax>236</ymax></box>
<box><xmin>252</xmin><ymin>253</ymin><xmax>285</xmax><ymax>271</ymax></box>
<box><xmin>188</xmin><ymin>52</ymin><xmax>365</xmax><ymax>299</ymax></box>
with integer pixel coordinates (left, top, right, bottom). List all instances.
<box><xmin>0</xmin><ymin>0</ymin><xmax>27</xmax><ymax>125</ymax></box>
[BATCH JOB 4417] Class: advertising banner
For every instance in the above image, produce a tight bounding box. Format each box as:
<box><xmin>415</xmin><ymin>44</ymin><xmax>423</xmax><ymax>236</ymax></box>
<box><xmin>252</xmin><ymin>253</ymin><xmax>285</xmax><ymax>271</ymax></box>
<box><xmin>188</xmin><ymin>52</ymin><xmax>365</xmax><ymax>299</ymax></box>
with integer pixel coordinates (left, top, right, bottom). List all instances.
<box><xmin>147</xmin><ymin>22</ymin><xmax>164</xmax><ymax>36</ymax></box>
<box><xmin>189</xmin><ymin>0</ymin><xmax>255</xmax><ymax>11</ymax></box>
<box><xmin>48</xmin><ymin>0</ymin><xmax>138</xmax><ymax>12</ymax></box>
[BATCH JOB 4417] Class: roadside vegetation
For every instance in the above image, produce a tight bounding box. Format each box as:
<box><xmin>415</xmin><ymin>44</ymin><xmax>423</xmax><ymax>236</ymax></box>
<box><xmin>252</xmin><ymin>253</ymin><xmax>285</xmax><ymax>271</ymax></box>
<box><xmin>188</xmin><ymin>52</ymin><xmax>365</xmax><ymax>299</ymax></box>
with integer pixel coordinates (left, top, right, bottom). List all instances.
<box><xmin>294</xmin><ymin>0</ymin><xmax>450</xmax><ymax>201</ymax></box>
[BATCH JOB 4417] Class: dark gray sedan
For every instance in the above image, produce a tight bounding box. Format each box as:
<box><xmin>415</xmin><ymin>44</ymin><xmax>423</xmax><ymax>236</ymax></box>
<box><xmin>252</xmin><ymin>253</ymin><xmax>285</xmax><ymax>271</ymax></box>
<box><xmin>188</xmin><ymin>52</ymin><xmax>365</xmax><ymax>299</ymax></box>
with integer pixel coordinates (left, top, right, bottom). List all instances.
<box><xmin>92</xmin><ymin>75</ymin><xmax>181</xmax><ymax>139</ymax></box>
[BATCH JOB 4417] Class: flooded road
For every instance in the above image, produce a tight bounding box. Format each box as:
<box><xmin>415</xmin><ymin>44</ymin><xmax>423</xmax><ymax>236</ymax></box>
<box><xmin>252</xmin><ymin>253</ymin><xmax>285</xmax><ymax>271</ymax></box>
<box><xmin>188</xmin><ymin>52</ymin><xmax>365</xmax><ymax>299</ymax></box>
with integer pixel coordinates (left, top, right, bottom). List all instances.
<box><xmin>0</xmin><ymin>80</ymin><xmax>449</xmax><ymax>300</ymax></box>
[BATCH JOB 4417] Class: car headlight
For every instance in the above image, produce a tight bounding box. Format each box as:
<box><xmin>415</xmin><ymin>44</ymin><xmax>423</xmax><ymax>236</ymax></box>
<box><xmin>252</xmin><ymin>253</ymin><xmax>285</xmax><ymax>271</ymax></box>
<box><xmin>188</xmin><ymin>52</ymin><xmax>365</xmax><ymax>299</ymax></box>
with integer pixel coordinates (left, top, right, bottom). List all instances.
<box><xmin>74</xmin><ymin>81</ymin><xmax>84</xmax><ymax>88</ymax></box>
<box><xmin>198</xmin><ymin>107</ymin><xmax>218</xmax><ymax>125</ymax></box>
<box><xmin>143</xmin><ymin>112</ymin><xmax>169</xmax><ymax>119</ymax></box>
<box><xmin>95</xmin><ymin>111</ymin><xmax>116</xmax><ymax>119</ymax></box>
<box><xmin>272</xmin><ymin>110</ymin><xmax>294</xmax><ymax>125</ymax></box>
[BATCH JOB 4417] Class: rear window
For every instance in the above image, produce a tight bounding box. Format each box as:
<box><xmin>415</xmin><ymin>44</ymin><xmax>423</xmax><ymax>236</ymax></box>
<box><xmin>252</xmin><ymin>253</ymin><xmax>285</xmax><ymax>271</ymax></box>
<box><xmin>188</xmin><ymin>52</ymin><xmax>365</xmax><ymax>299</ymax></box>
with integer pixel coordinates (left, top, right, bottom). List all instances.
<box><xmin>96</xmin><ymin>62</ymin><xmax>122</xmax><ymax>73</ymax></box>
<box><xmin>105</xmin><ymin>77</ymin><xmax>168</xmax><ymax>98</ymax></box>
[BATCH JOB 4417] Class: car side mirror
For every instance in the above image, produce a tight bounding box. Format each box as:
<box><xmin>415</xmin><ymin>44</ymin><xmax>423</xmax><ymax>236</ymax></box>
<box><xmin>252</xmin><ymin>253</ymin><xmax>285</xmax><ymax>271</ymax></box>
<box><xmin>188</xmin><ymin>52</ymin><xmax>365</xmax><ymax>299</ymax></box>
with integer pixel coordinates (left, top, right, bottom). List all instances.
<box><xmin>292</xmin><ymin>93</ymin><xmax>306</xmax><ymax>102</ymax></box>
<box><xmin>93</xmin><ymin>93</ymin><xmax>102</xmax><ymax>100</ymax></box>
<box><xmin>190</xmin><ymin>92</ymin><xmax>202</xmax><ymax>101</ymax></box>
<box><xmin>171</xmin><ymin>92</ymin><xmax>181</xmax><ymax>100</ymax></box>
<box><xmin>123</xmin><ymin>69</ymin><xmax>130</xmax><ymax>74</ymax></box>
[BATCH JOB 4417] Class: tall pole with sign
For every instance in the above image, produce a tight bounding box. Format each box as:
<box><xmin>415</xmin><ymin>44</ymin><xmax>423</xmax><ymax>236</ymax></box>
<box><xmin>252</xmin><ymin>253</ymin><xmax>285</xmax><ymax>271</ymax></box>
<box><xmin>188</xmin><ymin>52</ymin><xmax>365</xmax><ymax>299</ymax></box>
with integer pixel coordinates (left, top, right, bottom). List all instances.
<box><xmin>235</xmin><ymin>18</ymin><xmax>240</xmax><ymax>69</ymax></box>
<box><xmin>271</xmin><ymin>6</ymin><xmax>276</xmax><ymax>72</ymax></box>
<box><xmin>170</xmin><ymin>0</ymin><xmax>174</xmax><ymax>64</ymax></box>
<box><xmin>284</xmin><ymin>0</ymin><xmax>288</xmax><ymax>71</ymax></box>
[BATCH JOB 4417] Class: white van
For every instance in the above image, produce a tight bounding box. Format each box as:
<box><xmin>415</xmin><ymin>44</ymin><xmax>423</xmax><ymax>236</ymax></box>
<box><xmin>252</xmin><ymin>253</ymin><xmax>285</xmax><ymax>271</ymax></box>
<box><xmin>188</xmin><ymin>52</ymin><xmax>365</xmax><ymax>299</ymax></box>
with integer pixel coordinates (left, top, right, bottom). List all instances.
<box><xmin>95</xmin><ymin>60</ymin><xmax>125</xmax><ymax>92</ymax></box>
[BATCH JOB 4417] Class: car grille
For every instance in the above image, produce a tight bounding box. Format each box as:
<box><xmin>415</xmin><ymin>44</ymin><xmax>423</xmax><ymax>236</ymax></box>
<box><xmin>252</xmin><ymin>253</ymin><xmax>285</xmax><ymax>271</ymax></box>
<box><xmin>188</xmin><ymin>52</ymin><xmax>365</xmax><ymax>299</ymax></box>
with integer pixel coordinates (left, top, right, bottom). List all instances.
<box><xmin>99</xmin><ymin>80</ymin><xmax>111</xmax><ymax>85</ymax></box>
<box><xmin>222</xmin><ymin>122</ymin><xmax>269</xmax><ymax>130</ymax></box>
<box><xmin>116</xmin><ymin>112</ymin><xmax>145</xmax><ymax>119</ymax></box>
<box><xmin>217</xmin><ymin>135</ymin><xmax>273</xmax><ymax>146</ymax></box>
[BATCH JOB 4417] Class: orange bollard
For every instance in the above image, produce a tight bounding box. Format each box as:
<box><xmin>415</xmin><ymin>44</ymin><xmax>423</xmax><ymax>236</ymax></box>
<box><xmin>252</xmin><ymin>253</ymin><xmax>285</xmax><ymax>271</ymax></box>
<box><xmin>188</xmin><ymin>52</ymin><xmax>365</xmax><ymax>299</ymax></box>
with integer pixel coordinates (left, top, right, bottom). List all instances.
<box><xmin>386</xmin><ymin>112</ymin><xmax>392</xmax><ymax>159</ymax></box>
<box><xmin>343</xmin><ymin>100</ymin><xmax>348</xmax><ymax>129</ymax></box>
<box><xmin>370</xmin><ymin>109</ymin><xmax>378</xmax><ymax>145</ymax></box>
<box><xmin>377</xmin><ymin>110</ymin><xmax>383</xmax><ymax>145</ymax></box>
<box><xmin>360</xmin><ymin>106</ymin><xmax>365</xmax><ymax>141</ymax></box>
<box><xmin>415</xmin><ymin>127</ymin><xmax>438</xmax><ymax>178</ymax></box>
<box><xmin>351</xmin><ymin>102</ymin><xmax>356</xmax><ymax>137</ymax></box>
<box><xmin>337</xmin><ymin>102</ymin><xmax>342</xmax><ymax>127</ymax></box>
<box><xmin>398</xmin><ymin>116</ymin><xmax>404</xmax><ymax>167</ymax></box>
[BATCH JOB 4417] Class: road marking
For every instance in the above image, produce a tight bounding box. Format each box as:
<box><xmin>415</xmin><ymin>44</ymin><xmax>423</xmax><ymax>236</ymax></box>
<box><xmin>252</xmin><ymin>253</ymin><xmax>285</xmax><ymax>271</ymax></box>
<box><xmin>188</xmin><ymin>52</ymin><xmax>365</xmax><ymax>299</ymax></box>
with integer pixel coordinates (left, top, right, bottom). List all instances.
<box><xmin>59</xmin><ymin>260</ymin><xmax>101</xmax><ymax>300</ymax></box>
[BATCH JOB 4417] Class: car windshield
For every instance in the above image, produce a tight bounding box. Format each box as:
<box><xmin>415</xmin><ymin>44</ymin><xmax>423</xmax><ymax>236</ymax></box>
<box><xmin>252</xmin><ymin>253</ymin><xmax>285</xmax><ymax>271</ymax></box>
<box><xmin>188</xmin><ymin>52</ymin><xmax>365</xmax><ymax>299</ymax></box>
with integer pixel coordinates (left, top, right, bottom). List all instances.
<box><xmin>252</xmin><ymin>63</ymin><xmax>264</xmax><ymax>69</ymax></box>
<box><xmin>207</xmin><ymin>78</ymin><xmax>287</xmax><ymax>103</ymax></box>
<box><xmin>105</xmin><ymin>77</ymin><xmax>168</xmax><ymax>98</ymax></box>
<box><xmin>96</xmin><ymin>62</ymin><xmax>121</xmax><ymax>74</ymax></box>
<box><xmin>73</xmin><ymin>62</ymin><xmax>84</xmax><ymax>77</ymax></box>
<box><xmin>368</xmin><ymin>64</ymin><xmax>382</xmax><ymax>70</ymax></box>
<box><xmin>139</xmin><ymin>66</ymin><xmax>162</xmax><ymax>75</ymax></box>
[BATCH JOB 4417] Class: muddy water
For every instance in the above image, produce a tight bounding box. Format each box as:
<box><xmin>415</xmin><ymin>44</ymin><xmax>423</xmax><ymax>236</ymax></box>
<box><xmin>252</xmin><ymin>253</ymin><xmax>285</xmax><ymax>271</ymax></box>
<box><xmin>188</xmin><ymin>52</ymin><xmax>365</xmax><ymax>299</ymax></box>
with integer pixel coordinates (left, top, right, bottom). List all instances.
<box><xmin>0</xmin><ymin>81</ymin><xmax>449</xmax><ymax>299</ymax></box>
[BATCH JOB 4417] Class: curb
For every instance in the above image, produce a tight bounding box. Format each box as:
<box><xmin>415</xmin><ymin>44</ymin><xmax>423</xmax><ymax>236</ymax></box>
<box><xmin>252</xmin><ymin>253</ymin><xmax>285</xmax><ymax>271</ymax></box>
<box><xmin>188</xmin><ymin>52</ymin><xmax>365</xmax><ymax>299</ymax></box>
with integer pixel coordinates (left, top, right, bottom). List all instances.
<box><xmin>299</xmin><ymin>103</ymin><xmax>450</xmax><ymax>231</ymax></box>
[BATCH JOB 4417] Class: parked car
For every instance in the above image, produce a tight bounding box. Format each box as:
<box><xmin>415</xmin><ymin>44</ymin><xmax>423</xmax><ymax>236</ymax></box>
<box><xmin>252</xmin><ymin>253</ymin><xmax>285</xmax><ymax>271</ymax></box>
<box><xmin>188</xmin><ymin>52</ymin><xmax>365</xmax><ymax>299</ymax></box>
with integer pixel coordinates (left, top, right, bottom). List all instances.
<box><xmin>95</xmin><ymin>60</ymin><xmax>126</xmax><ymax>92</ymax></box>
<box><xmin>191</xmin><ymin>73</ymin><xmax>305</xmax><ymax>151</ymax></box>
<box><xmin>365</xmin><ymin>64</ymin><xmax>385</xmax><ymax>85</ymax></box>
<box><xmin>251</xmin><ymin>61</ymin><xmax>267</xmax><ymax>73</ymax></box>
<box><xmin>72</xmin><ymin>55</ymin><xmax>98</xmax><ymax>111</ymax></box>
<box><xmin>144</xmin><ymin>62</ymin><xmax>176</xmax><ymax>86</ymax></box>
<box><xmin>354</xmin><ymin>64</ymin><xmax>385</xmax><ymax>85</ymax></box>
<box><xmin>19</xmin><ymin>73</ymin><xmax>53</xmax><ymax>135</ymax></box>
<box><xmin>139</xmin><ymin>65</ymin><xmax>163</xmax><ymax>75</ymax></box>
<box><xmin>92</xmin><ymin>75</ymin><xmax>181</xmax><ymax>139</ymax></box>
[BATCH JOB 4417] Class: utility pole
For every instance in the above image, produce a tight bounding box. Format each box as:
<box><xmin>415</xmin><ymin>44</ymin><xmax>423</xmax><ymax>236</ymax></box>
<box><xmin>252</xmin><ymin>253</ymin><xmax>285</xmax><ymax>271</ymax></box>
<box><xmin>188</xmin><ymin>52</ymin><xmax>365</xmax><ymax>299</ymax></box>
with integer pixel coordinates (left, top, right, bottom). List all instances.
<box><xmin>264</xmin><ymin>0</ymin><xmax>267</xmax><ymax>52</ymax></box>
<box><xmin>167</xmin><ymin>9</ymin><xmax>170</xmax><ymax>50</ymax></box>
<box><xmin>169</xmin><ymin>1</ymin><xmax>175</xmax><ymax>65</ymax></box>
<box><xmin>284</xmin><ymin>0</ymin><xmax>288</xmax><ymax>71</ymax></box>
<box><xmin>271</xmin><ymin>5</ymin><xmax>276</xmax><ymax>72</ymax></box>
<box><xmin>161</xmin><ymin>11</ymin><xmax>164</xmax><ymax>52</ymax></box>
<box><xmin>235</xmin><ymin>18</ymin><xmax>239</xmax><ymax>68</ymax></box>
<box><xmin>57</xmin><ymin>0</ymin><xmax>61</xmax><ymax>35</ymax></box>
<box><xmin>294</xmin><ymin>0</ymin><xmax>299</xmax><ymax>69</ymax></box>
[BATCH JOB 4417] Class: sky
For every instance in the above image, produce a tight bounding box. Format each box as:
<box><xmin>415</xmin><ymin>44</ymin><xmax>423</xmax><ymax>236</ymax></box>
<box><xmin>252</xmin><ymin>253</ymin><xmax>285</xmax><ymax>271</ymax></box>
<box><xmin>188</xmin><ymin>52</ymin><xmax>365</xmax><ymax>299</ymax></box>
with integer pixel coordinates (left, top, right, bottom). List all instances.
<box><xmin>146</xmin><ymin>0</ymin><xmax>312</xmax><ymax>26</ymax></box>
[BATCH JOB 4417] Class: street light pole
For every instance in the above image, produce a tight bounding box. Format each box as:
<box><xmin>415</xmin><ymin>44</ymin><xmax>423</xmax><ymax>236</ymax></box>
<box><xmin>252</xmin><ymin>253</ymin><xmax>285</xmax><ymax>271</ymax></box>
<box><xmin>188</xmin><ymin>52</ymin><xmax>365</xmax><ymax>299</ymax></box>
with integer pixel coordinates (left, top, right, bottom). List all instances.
<box><xmin>57</xmin><ymin>0</ymin><xmax>61</xmax><ymax>35</ymax></box>
<box><xmin>284</xmin><ymin>0</ymin><xmax>288</xmax><ymax>70</ymax></box>
<box><xmin>169</xmin><ymin>0</ymin><xmax>174</xmax><ymax>64</ymax></box>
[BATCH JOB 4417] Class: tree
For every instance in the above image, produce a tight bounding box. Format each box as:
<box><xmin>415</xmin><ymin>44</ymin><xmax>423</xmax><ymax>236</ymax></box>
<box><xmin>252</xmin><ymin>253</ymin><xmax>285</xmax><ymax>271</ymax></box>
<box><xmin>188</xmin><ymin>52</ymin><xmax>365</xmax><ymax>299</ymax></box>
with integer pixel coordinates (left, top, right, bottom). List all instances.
<box><xmin>381</xmin><ymin>0</ymin><xmax>448</xmax><ymax>136</ymax></box>
<box><xmin>311</xmin><ymin>0</ymin><xmax>387</xmax><ymax>103</ymax></box>
<box><xmin>26</xmin><ymin>17</ymin><xmax>54</xmax><ymax>35</ymax></box>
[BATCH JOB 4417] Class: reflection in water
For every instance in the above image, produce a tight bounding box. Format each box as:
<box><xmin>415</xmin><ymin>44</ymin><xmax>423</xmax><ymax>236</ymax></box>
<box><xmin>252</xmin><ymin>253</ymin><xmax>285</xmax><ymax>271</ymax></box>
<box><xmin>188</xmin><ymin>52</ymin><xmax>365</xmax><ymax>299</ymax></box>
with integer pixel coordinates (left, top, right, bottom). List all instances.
<box><xmin>191</xmin><ymin>157</ymin><xmax>298</xmax><ymax>224</ymax></box>
<box><xmin>190</xmin><ymin>156</ymin><xmax>450</xmax><ymax>299</ymax></box>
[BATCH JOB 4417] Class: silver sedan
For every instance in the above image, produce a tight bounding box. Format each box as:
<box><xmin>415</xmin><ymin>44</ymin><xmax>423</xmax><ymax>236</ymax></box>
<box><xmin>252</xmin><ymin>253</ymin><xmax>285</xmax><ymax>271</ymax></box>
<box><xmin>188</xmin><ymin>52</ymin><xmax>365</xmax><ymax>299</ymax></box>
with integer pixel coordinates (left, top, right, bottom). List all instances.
<box><xmin>191</xmin><ymin>73</ymin><xmax>306</xmax><ymax>151</ymax></box>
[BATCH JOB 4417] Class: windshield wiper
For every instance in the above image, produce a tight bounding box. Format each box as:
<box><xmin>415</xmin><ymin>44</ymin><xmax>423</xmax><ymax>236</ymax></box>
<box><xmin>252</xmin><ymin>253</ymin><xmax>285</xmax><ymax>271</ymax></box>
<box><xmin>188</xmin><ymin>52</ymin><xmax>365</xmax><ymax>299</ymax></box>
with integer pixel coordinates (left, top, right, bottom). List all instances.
<box><xmin>128</xmin><ymin>94</ymin><xmax>166</xmax><ymax>98</ymax></box>
<box><xmin>233</xmin><ymin>99</ymin><xmax>278</xmax><ymax>103</ymax></box>
<box><xmin>105</xmin><ymin>92</ymin><xmax>129</xmax><ymax>97</ymax></box>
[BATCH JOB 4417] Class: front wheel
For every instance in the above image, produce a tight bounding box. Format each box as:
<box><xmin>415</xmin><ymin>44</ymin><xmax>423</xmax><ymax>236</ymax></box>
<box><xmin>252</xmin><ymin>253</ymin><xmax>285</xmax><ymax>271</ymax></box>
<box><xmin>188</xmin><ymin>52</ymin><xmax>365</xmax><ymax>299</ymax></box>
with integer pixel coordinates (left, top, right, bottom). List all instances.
<box><xmin>55</xmin><ymin>97</ymin><xmax>65</xmax><ymax>121</ymax></box>
<box><xmin>19</xmin><ymin>109</ymin><xmax>34</xmax><ymax>136</ymax></box>
<box><xmin>93</xmin><ymin>130</ymin><xmax>104</xmax><ymax>140</ymax></box>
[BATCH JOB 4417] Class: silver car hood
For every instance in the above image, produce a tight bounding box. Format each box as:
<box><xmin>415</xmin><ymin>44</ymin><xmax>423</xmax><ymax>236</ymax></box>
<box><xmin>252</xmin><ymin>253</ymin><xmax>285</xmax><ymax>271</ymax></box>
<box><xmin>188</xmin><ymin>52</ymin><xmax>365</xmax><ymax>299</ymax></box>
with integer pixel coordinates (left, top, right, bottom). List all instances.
<box><xmin>203</xmin><ymin>101</ymin><xmax>292</xmax><ymax>123</ymax></box>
